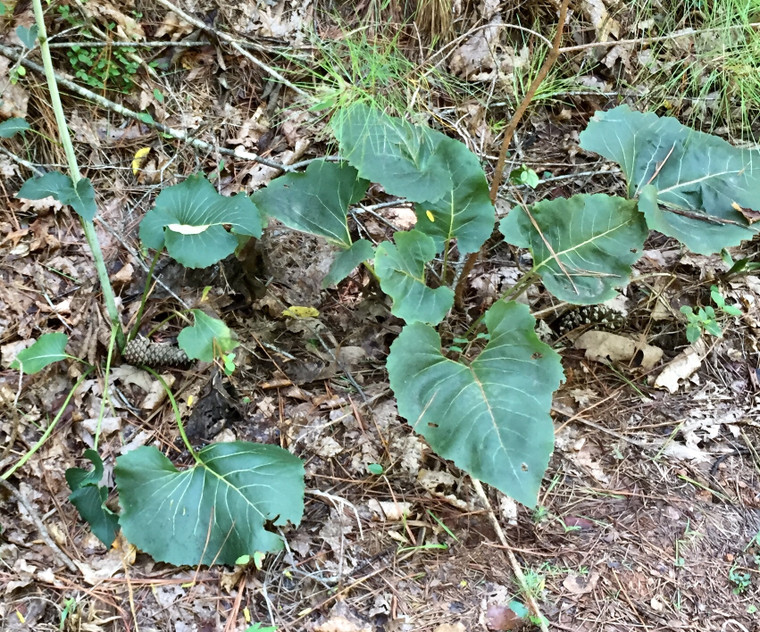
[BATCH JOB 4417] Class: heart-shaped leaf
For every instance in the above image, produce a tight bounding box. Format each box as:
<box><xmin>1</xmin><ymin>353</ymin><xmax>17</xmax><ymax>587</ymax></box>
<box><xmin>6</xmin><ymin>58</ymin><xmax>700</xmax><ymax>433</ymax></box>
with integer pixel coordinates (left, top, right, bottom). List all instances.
<box><xmin>16</xmin><ymin>25</ymin><xmax>38</xmax><ymax>49</ymax></box>
<box><xmin>115</xmin><ymin>442</ymin><xmax>304</xmax><ymax>566</ymax></box>
<box><xmin>579</xmin><ymin>105</ymin><xmax>760</xmax><ymax>254</ymax></box>
<box><xmin>178</xmin><ymin>309</ymin><xmax>238</xmax><ymax>362</ymax></box>
<box><xmin>387</xmin><ymin>300</ymin><xmax>564</xmax><ymax>506</ymax></box>
<box><xmin>500</xmin><ymin>194</ymin><xmax>647</xmax><ymax>304</ymax></box>
<box><xmin>375</xmin><ymin>230</ymin><xmax>454</xmax><ymax>325</ymax></box>
<box><xmin>252</xmin><ymin>160</ymin><xmax>369</xmax><ymax>248</ymax></box>
<box><xmin>333</xmin><ymin>104</ymin><xmax>495</xmax><ymax>254</ymax></box>
<box><xmin>413</xmin><ymin>136</ymin><xmax>495</xmax><ymax>255</ymax></box>
<box><xmin>17</xmin><ymin>172</ymin><xmax>97</xmax><ymax>221</ymax></box>
<box><xmin>11</xmin><ymin>332</ymin><xmax>69</xmax><ymax>374</ymax></box>
<box><xmin>66</xmin><ymin>450</ymin><xmax>119</xmax><ymax>547</ymax></box>
<box><xmin>139</xmin><ymin>174</ymin><xmax>262</xmax><ymax>268</ymax></box>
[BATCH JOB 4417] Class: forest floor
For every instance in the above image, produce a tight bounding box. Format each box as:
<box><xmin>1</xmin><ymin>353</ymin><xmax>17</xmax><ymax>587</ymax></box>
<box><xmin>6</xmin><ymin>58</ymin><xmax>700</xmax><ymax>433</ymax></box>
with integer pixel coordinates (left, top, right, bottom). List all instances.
<box><xmin>2</xmin><ymin>0</ymin><xmax>760</xmax><ymax>631</ymax></box>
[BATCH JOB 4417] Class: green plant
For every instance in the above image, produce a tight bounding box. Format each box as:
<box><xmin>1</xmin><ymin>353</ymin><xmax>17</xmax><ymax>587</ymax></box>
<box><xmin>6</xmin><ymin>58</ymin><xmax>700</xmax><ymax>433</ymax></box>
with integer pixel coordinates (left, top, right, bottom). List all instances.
<box><xmin>680</xmin><ymin>285</ymin><xmax>742</xmax><ymax>342</ymax></box>
<box><xmin>56</xmin><ymin>5</ymin><xmax>141</xmax><ymax>92</ymax></box>
<box><xmin>280</xmin><ymin>22</ymin><xmax>467</xmax><ymax>120</ymax></box>
<box><xmin>3</xmin><ymin>0</ymin><xmax>305</xmax><ymax>567</ymax></box>
<box><xmin>245</xmin><ymin>624</ymin><xmax>277</xmax><ymax>632</ymax></box>
<box><xmin>729</xmin><ymin>567</ymin><xmax>753</xmax><ymax>594</ymax></box>
<box><xmin>248</xmin><ymin>101</ymin><xmax>760</xmax><ymax>511</ymax></box>
<box><xmin>6</xmin><ymin>0</ymin><xmax>760</xmax><ymax>571</ymax></box>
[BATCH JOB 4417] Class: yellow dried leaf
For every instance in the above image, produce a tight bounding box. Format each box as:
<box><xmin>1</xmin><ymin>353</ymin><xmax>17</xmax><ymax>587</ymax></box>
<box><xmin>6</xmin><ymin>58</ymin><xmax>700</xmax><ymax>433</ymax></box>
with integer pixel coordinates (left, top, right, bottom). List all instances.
<box><xmin>131</xmin><ymin>147</ymin><xmax>151</xmax><ymax>175</ymax></box>
<box><xmin>281</xmin><ymin>306</ymin><xmax>320</xmax><ymax>319</ymax></box>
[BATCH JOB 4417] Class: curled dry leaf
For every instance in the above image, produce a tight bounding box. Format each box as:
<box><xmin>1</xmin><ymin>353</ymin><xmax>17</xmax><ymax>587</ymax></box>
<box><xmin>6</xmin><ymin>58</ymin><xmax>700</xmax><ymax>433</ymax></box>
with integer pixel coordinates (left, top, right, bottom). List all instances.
<box><xmin>654</xmin><ymin>340</ymin><xmax>706</xmax><ymax>393</ymax></box>
<box><xmin>562</xmin><ymin>571</ymin><xmax>600</xmax><ymax>596</ymax></box>
<box><xmin>367</xmin><ymin>499</ymin><xmax>412</xmax><ymax>521</ymax></box>
<box><xmin>574</xmin><ymin>330</ymin><xmax>663</xmax><ymax>370</ymax></box>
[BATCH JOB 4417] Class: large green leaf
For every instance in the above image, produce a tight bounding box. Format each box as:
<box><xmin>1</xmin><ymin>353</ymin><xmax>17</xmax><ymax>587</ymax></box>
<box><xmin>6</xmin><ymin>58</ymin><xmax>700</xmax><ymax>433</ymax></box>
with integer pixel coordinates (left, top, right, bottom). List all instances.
<box><xmin>66</xmin><ymin>450</ymin><xmax>119</xmax><ymax>547</ymax></box>
<box><xmin>115</xmin><ymin>442</ymin><xmax>304</xmax><ymax>566</ymax></box>
<box><xmin>500</xmin><ymin>194</ymin><xmax>647</xmax><ymax>304</ymax></box>
<box><xmin>387</xmin><ymin>301</ymin><xmax>564</xmax><ymax>506</ymax></box>
<box><xmin>414</xmin><ymin>136</ymin><xmax>495</xmax><ymax>254</ymax></box>
<box><xmin>375</xmin><ymin>230</ymin><xmax>454</xmax><ymax>325</ymax></box>
<box><xmin>139</xmin><ymin>174</ymin><xmax>262</xmax><ymax>268</ymax></box>
<box><xmin>579</xmin><ymin>105</ymin><xmax>760</xmax><ymax>254</ymax></box>
<box><xmin>333</xmin><ymin>104</ymin><xmax>495</xmax><ymax>254</ymax></box>
<box><xmin>10</xmin><ymin>332</ymin><xmax>70</xmax><ymax>374</ymax></box>
<box><xmin>333</xmin><ymin>103</ymin><xmax>450</xmax><ymax>202</ymax></box>
<box><xmin>17</xmin><ymin>172</ymin><xmax>97</xmax><ymax>221</ymax></box>
<box><xmin>251</xmin><ymin>160</ymin><xmax>369</xmax><ymax>248</ymax></box>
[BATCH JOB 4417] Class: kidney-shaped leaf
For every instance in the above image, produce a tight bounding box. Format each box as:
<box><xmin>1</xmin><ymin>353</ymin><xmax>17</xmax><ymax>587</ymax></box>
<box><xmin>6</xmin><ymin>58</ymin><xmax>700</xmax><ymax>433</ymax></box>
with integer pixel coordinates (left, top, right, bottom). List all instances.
<box><xmin>139</xmin><ymin>174</ymin><xmax>262</xmax><ymax>268</ymax></box>
<box><xmin>500</xmin><ymin>194</ymin><xmax>647</xmax><ymax>304</ymax></box>
<box><xmin>387</xmin><ymin>300</ymin><xmax>564</xmax><ymax>506</ymax></box>
<box><xmin>579</xmin><ymin>105</ymin><xmax>760</xmax><ymax>253</ymax></box>
<box><xmin>17</xmin><ymin>172</ymin><xmax>97</xmax><ymax>221</ymax></box>
<box><xmin>375</xmin><ymin>230</ymin><xmax>454</xmax><ymax>325</ymax></box>
<box><xmin>333</xmin><ymin>103</ymin><xmax>451</xmax><ymax>202</ymax></box>
<box><xmin>414</xmin><ymin>136</ymin><xmax>495</xmax><ymax>255</ymax></box>
<box><xmin>115</xmin><ymin>442</ymin><xmax>305</xmax><ymax>566</ymax></box>
<box><xmin>251</xmin><ymin>160</ymin><xmax>368</xmax><ymax>248</ymax></box>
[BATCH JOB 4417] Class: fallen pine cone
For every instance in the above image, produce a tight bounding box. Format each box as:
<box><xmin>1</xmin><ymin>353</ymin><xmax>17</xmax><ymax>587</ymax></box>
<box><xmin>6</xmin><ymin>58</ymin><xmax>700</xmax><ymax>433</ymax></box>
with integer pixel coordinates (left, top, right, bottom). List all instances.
<box><xmin>122</xmin><ymin>336</ymin><xmax>193</xmax><ymax>368</ymax></box>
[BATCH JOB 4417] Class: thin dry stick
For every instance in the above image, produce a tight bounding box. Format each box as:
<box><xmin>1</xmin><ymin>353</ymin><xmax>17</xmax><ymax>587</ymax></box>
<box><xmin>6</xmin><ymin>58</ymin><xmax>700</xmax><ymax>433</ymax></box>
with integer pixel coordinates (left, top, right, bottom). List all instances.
<box><xmin>454</xmin><ymin>0</ymin><xmax>572</xmax><ymax>308</ymax></box>
<box><xmin>0</xmin><ymin>43</ymin><xmax>290</xmax><ymax>172</ymax></box>
<box><xmin>471</xmin><ymin>479</ymin><xmax>550</xmax><ymax>632</ymax></box>
<box><xmin>153</xmin><ymin>0</ymin><xmax>309</xmax><ymax>98</ymax></box>
<box><xmin>513</xmin><ymin>190</ymin><xmax>579</xmax><ymax>293</ymax></box>
<box><xmin>0</xmin><ymin>479</ymin><xmax>78</xmax><ymax>573</ymax></box>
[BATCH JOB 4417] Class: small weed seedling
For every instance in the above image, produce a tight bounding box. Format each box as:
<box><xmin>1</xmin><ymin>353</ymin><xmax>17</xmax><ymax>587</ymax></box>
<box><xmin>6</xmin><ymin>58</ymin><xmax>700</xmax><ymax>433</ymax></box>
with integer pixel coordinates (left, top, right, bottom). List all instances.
<box><xmin>680</xmin><ymin>285</ymin><xmax>742</xmax><ymax>342</ymax></box>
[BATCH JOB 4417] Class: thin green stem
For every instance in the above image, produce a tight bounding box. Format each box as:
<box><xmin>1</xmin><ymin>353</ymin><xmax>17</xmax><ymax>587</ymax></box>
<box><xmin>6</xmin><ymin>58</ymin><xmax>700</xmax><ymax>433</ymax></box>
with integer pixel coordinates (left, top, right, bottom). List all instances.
<box><xmin>1</xmin><ymin>368</ymin><xmax>94</xmax><ymax>481</ymax></box>
<box><xmin>31</xmin><ymin>0</ymin><xmax>124</xmax><ymax>349</ymax></box>
<box><xmin>93</xmin><ymin>326</ymin><xmax>119</xmax><ymax>451</ymax></box>
<box><xmin>144</xmin><ymin>367</ymin><xmax>200</xmax><ymax>463</ymax></box>
<box><xmin>441</xmin><ymin>238</ymin><xmax>451</xmax><ymax>284</ymax></box>
<box><xmin>362</xmin><ymin>260</ymin><xmax>378</xmax><ymax>281</ymax></box>
<box><xmin>128</xmin><ymin>250</ymin><xmax>162</xmax><ymax>342</ymax></box>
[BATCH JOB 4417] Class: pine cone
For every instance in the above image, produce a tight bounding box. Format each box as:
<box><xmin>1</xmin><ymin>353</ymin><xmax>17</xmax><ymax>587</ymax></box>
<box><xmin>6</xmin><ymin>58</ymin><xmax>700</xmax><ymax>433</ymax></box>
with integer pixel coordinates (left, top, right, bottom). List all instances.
<box><xmin>122</xmin><ymin>336</ymin><xmax>192</xmax><ymax>368</ymax></box>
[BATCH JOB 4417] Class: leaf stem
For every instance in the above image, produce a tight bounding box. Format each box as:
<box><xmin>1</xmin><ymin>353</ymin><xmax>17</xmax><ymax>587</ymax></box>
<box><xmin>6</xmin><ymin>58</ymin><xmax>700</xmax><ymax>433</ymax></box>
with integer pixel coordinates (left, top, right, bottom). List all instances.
<box><xmin>128</xmin><ymin>249</ymin><xmax>162</xmax><ymax>342</ymax></box>
<box><xmin>30</xmin><ymin>0</ymin><xmax>124</xmax><ymax>349</ymax></box>
<box><xmin>144</xmin><ymin>368</ymin><xmax>201</xmax><ymax>463</ymax></box>
<box><xmin>93</xmin><ymin>326</ymin><xmax>119</xmax><ymax>451</ymax></box>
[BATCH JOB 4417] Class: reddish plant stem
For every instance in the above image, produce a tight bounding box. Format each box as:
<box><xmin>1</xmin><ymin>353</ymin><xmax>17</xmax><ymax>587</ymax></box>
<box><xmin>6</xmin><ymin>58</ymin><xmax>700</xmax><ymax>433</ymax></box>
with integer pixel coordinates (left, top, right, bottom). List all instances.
<box><xmin>454</xmin><ymin>0</ymin><xmax>573</xmax><ymax>309</ymax></box>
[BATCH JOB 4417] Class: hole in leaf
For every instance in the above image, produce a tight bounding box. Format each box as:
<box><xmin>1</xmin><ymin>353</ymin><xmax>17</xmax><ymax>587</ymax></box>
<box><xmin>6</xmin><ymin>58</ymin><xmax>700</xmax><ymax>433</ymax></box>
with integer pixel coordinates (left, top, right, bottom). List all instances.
<box><xmin>427</xmin><ymin>422</ymin><xmax>439</xmax><ymax>428</ymax></box>
<box><xmin>521</xmin><ymin>463</ymin><xmax>529</xmax><ymax>471</ymax></box>
<box><xmin>531</xmin><ymin>352</ymin><xmax>542</xmax><ymax>360</ymax></box>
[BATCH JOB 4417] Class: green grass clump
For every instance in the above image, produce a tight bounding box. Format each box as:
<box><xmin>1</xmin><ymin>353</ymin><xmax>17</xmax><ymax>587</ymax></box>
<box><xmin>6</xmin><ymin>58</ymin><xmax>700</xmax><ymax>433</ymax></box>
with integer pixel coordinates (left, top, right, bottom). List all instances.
<box><xmin>629</xmin><ymin>0</ymin><xmax>760</xmax><ymax>139</ymax></box>
<box><xmin>281</xmin><ymin>22</ymin><xmax>470</xmax><ymax>122</ymax></box>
